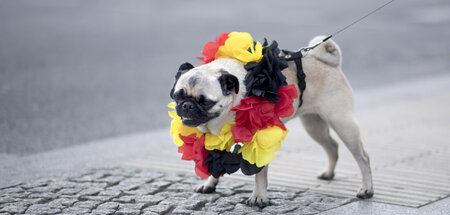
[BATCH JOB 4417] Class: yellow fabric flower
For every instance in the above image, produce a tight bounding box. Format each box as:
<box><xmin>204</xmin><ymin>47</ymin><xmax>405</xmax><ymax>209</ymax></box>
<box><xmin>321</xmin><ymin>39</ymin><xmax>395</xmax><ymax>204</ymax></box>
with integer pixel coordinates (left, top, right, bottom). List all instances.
<box><xmin>168</xmin><ymin>102</ymin><xmax>203</xmax><ymax>146</ymax></box>
<box><xmin>216</xmin><ymin>32</ymin><xmax>263</xmax><ymax>63</ymax></box>
<box><xmin>204</xmin><ymin>122</ymin><xmax>235</xmax><ymax>151</ymax></box>
<box><xmin>239</xmin><ymin>126</ymin><xmax>288</xmax><ymax>167</ymax></box>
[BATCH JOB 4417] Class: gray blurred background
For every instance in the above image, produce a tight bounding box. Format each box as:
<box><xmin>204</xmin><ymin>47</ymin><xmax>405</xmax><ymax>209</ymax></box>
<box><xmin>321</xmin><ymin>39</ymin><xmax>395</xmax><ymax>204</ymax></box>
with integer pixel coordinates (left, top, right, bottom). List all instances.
<box><xmin>0</xmin><ymin>0</ymin><xmax>449</xmax><ymax>155</ymax></box>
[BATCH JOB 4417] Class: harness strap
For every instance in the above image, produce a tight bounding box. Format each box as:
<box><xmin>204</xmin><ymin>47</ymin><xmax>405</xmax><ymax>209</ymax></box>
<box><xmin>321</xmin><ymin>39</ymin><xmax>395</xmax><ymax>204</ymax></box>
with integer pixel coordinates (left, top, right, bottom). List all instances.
<box><xmin>282</xmin><ymin>50</ymin><xmax>306</xmax><ymax>108</ymax></box>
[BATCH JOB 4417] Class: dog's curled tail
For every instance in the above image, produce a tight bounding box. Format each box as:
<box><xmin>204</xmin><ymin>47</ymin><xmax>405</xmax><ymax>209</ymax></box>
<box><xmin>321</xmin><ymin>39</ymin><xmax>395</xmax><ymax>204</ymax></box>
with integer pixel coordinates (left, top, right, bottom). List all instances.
<box><xmin>307</xmin><ymin>35</ymin><xmax>342</xmax><ymax>67</ymax></box>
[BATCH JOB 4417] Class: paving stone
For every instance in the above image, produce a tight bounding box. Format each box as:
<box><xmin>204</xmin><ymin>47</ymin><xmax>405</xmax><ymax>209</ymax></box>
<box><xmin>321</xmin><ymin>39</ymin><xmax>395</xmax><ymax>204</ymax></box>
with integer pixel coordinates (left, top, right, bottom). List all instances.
<box><xmin>218</xmin><ymin>192</ymin><xmax>249</xmax><ymax>204</ymax></box>
<box><xmin>6</xmin><ymin>191</ymin><xmax>31</xmax><ymax>199</ymax></box>
<box><xmin>178</xmin><ymin>177</ymin><xmax>202</xmax><ymax>185</ymax></box>
<box><xmin>205</xmin><ymin>202</ymin><xmax>235</xmax><ymax>213</ymax></box>
<box><xmin>215</xmin><ymin>187</ymin><xmax>236</xmax><ymax>196</ymax></box>
<box><xmin>119</xmin><ymin>203</ymin><xmax>145</xmax><ymax>211</ymax></box>
<box><xmin>58</xmin><ymin>187</ymin><xmax>83</xmax><ymax>195</ymax></box>
<box><xmin>269</xmin><ymin>198</ymin><xmax>286</xmax><ymax>206</ymax></box>
<box><xmin>166</xmin><ymin>183</ymin><xmax>193</xmax><ymax>192</ymax></box>
<box><xmin>91</xmin><ymin>208</ymin><xmax>117</xmax><ymax>215</ymax></box>
<box><xmin>171</xmin><ymin>206</ymin><xmax>195</xmax><ymax>214</ymax></box>
<box><xmin>117</xmin><ymin>204</ymin><xmax>143</xmax><ymax>215</ymax></box>
<box><xmin>21</xmin><ymin>180</ymin><xmax>50</xmax><ymax>190</ymax></box>
<box><xmin>72</xmin><ymin>200</ymin><xmax>100</xmax><ymax>209</ymax></box>
<box><xmin>0</xmin><ymin>202</ymin><xmax>28</xmax><ymax>213</ymax></box>
<box><xmin>148</xmin><ymin>180</ymin><xmax>172</xmax><ymax>189</ymax></box>
<box><xmin>78</xmin><ymin>187</ymin><xmax>104</xmax><ymax>196</ymax></box>
<box><xmin>97</xmin><ymin>175</ymin><xmax>125</xmax><ymax>186</ymax></box>
<box><xmin>247</xmin><ymin>212</ymin><xmax>271</xmax><ymax>215</ymax></box>
<box><xmin>25</xmin><ymin>204</ymin><xmax>62</xmax><ymax>214</ymax></box>
<box><xmin>158</xmin><ymin>196</ymin><xmax>186</xmax><ymax>206</ymax></box>
<box><xmin>62</xmin><ymin>206</ymin><xmax>92</xmax><ymax>214</ymax></box>
<box><xmin>231</xmin><ymin>203</ymin><xmax>257</xmax><ymax>213</ymax></box>
<box><xmin>123</xmin><ymin>188</ymin><xmax>153</xmax><ymax>196</ymax></box>
<box><xmin>27</xmin><ymin>192</ymin><xmax>59</xmax><ymax>199</ymax></box>
<box><xmin>21</xmin><ymin>197</ymin><xmax>43</xmax><ymax>205</ymax></box>
<box><xmin>293</xmin><ymin>193</ymin><xmax>325</xmax><ymax>206</ymax></box>
<box><xmin>191</xmin><ymin>211</ymin><xmax>219</xmax><ymax>215</ymax></box>
<box><xmin>142</xmin><ymin>203</ymin><xmax>173</xmax><ymax>214</ymax></box>
<box><xmin>0</xmin><ymin>196</ymin><xmax>18</xmax><ymax>204</ymax></box>
<box><xmin>79</xmin><ymin>194</ymin><xmax>113</xmax><ymax>202</ymax></box>
<box><xmin>98</xmin><ymin>188</ymin><xmax>123</xmax><ymax>197</ymax></box>
<box><xmin>97</xmin><ymin>202</ymin><xmax>120</xmax><ymax>210</ymax></box>
<box><xmin>189</xmin><ymin>193</ymin><xmax>221</xmax><ymax>203</ymax></box>
<box><xmin>262</xmin><ymin>202</ymin><xmax>299</xmax><ymax>214</ymax></box>
<box><xmin>48</xmin><ymin>197</ymin><xmax>78</xmax><ymax>207</ymax></box>
<box><xmin>141</xmin><ymin>210</ymin><xmax>159</xmax><ymax>215</ymax></box>
<box><xmin>181</xmin><ymin>199</ymin><xmax>207</xmax><ymax>210</ymax></box>
<box><xmin>114</xmin><ymin>178</ymin><xmax>147</xmax><ymax>191</ymax></box>
<box><xmin>167</xmin><ymin>192</ymin><xmax>192</xmax><ymax>198</ymax></box>
<box><xmin>0</xmin><ymin>187</ymin><xmax>24</xmax><ymax>194</ymax></box>
<box><xmin>135</xmin><ymin>195</ymin><xmax>165</xmax><ymax>205</ymax></box>
<box><xmin>268</xmin><ymin>191</ymin><xmax>297</xmax><ymax>200</ymax></box>
<box><xmin>28</xmin><ymin>185</ymin><xmax>58</xmax><ymax>193</ymax></box>
<box><xmin>114</xmin><ymin>195</ymin><xmax>136</xmax><ymax>203</ymax></box>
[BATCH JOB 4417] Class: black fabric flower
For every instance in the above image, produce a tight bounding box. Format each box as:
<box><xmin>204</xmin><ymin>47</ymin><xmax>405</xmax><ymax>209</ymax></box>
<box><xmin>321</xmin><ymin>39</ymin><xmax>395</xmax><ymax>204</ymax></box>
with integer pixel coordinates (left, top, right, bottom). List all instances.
<box><xmin>244</xmin><ymin>40</ymin><xmax>288</xmax><ymax>103</ymax></box>
<box><xmin>204</xmin><ymin>150</ymin><xmax>241</xmax><ymax>178</ymax></box>
<box><xmin>240</xmin><ymin>158</ymin><xmax>264</xmax><ymax>175</ymax></box>
<box><xmin>204</xmin><ymin>145</ymin><xmax>264</xmax><ymax>177</ymax></box>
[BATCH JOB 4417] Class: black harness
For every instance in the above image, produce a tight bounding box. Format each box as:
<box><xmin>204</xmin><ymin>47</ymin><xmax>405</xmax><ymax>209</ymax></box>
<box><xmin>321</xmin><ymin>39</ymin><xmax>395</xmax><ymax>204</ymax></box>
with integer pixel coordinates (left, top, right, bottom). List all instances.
<box><xmin>282</xmin><ymin>50</ymin><xmax>306</xmax><ymax>108</ymax></box>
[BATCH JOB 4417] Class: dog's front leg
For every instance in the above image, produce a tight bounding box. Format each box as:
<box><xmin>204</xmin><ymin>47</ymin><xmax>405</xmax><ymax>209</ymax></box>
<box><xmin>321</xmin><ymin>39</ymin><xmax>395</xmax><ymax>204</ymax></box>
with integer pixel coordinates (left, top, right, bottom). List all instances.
<box><xmin>195</xmin><ymin>175</ymin><xmax>219</xmax><ymax>193</ymax></box>
<box><xmin>246</xmin><ymin>165</ymin><xmax>269</xmax><ymax>207</ymax></box>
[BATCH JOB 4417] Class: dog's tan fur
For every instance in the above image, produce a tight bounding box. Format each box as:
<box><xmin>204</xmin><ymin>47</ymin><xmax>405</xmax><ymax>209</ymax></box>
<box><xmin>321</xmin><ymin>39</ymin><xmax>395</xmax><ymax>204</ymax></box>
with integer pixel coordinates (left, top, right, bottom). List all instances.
<box><xmin>177</xmin><ymin>36</ymin><xmax>373</xmax><ymax>206</ymax></box>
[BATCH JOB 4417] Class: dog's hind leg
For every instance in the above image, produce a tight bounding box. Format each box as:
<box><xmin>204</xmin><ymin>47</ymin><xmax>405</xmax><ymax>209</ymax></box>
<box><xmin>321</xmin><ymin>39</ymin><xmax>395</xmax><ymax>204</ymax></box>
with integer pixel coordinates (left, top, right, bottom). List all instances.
<box><xmin>195</xmin><ymin>176</ymin><xmax>219</xmax><ymax>193</ymax></box>
<box><xmin>246</xmin><ymin>165</ymin><xmax>269</xmax><ymax>207</ymax></box>
<box><xmin>300</xmin><ymin>114</ymin><xmax>339</xmax><ymax>180</ymax></box>
<box><xmin>327</xmin><ymin>113</ymin><xmax>374</xmax><ymax>199</ymax></box>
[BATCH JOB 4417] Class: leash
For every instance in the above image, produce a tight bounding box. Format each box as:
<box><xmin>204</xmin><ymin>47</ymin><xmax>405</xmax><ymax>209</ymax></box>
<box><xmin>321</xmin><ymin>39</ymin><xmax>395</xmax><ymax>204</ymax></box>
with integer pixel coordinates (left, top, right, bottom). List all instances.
<box><xmin>283</xmin><ymin>0</ymin><xmax>395</xmax><ymax>107</ymax></box>
<box><xmin>301</xmin><ymin>0</ymin><xmax>395</xmax><ymax>54</ymax></box>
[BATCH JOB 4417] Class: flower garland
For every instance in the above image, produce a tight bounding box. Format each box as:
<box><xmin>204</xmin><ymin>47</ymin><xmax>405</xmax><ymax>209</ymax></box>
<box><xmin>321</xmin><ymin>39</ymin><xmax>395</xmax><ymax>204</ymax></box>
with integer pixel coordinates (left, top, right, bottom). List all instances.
<box><xmin>169</xmin><ymin>32</ymin><xmax>298</xmax><ymax>178</ymax></box>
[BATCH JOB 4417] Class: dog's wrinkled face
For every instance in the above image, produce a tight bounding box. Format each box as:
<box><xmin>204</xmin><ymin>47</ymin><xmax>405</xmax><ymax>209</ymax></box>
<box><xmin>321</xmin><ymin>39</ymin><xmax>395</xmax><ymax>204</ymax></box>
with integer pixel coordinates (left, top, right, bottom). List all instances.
<box><xmin>170</xmin><ymin>62</ymin><xmax>239</xmax><ymax>127</ymax></box>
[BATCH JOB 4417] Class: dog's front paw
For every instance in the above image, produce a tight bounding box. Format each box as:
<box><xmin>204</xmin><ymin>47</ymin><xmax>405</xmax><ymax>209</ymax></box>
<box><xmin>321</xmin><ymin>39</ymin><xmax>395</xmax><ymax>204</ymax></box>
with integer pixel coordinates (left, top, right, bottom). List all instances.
<box><xmin>356</xmin><ymin>187</ymin><xmax>374</xmax><ymax>199</ymax></box>
<box><xmin>195</xmin><ymin>183</ymin><xmax>216</xmax><ymax>193</ymax></box>
<box><xmin>317</xmin><ymin>171</ymin><xmax>335</xmax><ymax>180</ymax></box>
<box><xmin>246</xmin><ymin>193</ymin><xmax>269</xmax><ymax>207</ymax></box>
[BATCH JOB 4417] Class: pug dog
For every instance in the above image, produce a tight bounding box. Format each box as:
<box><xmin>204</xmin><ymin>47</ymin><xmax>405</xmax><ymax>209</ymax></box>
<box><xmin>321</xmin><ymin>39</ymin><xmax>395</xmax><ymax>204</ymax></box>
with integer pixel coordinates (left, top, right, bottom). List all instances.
<box><xmin>170</xmin><ymin>36</ymin><xmax>373</xmax><ymax>206</ymax></box>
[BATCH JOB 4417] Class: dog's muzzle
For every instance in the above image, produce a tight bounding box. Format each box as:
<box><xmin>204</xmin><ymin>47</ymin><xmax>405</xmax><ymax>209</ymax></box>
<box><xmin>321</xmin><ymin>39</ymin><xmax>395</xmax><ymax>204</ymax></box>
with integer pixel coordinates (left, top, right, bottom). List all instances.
<box><xmin>176</xmin><ymin>100</ymin><xmax>218</xmax><ymax>127</ymax></box>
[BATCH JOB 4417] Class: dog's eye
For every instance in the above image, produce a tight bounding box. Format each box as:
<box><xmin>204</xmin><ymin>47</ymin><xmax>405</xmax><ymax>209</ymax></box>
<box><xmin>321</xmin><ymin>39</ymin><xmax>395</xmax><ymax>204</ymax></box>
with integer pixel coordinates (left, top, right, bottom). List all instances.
<box><xmin>174</xmin><ymin>89</ymin><xmax>185</xmax><ymax>100</ymax></box>
<box><xmin>198</xmin><ymin>95</ymin><xmax>206</xmax><ymax>103</ymax></box>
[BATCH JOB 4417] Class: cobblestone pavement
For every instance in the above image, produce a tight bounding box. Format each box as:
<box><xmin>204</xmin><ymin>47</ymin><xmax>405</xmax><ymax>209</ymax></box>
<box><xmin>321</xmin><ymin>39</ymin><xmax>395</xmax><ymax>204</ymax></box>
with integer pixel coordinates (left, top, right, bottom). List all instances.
<box><xmin>0</xmin><ymin>167</ymin><xmax>353</xmax><ymax>214</ymax></box>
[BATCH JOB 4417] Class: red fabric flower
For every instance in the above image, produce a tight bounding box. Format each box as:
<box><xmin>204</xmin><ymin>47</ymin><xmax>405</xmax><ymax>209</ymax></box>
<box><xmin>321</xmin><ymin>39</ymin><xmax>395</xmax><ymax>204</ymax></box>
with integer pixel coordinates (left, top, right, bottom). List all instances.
<box><xmin>231</xmin><ymin>85</ymin><xmax>298</xmax><ymax>143</ymax></box>
<box><xmin>275</xmin><ymin>84</ymin><xmax>299</xmax><ymax>118</ymax></box>
<box><xmin>178</xmin><ymin>134</ymin><xmax>210</xmax><ymax>179</ymax></box>
<box><xmin>196</xmin><ymin>33</ymin><xmax>229</xmax><ymax>64</ymax></box>
<box><xmin>231</xmin><ymin>96</ymin><xmax>284</xmax><ymax>143</ymax></box>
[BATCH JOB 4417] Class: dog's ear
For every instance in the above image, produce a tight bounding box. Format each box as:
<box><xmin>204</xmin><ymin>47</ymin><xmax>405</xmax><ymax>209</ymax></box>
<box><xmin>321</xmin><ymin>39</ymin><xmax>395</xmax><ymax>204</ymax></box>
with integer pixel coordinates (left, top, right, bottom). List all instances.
<box><xmin>218</xmin><ymin>71</ymin><xmax>239</xmax><ymax>96</ymax></box>
<box><xmin>170</xmin><ymin>62</ymin><xmax>194</xmax><ymax>99</ymax></box>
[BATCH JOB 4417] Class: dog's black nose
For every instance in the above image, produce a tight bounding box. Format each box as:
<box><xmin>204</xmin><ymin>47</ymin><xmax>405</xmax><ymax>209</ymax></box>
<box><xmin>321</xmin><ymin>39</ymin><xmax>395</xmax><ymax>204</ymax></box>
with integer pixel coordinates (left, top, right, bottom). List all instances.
<box><xmin>181</xmin><ymin>101</ymin><xmax>195</xmax><ymax>110</ymax></box>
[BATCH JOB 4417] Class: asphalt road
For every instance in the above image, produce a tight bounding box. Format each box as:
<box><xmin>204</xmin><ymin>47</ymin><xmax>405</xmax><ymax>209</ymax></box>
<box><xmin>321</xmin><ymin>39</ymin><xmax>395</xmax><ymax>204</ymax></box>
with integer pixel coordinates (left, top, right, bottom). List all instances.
<box><xmin>0</xmin><ymin>0</ymin><xmax>449</xmax><ymax>155</ymax></box>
